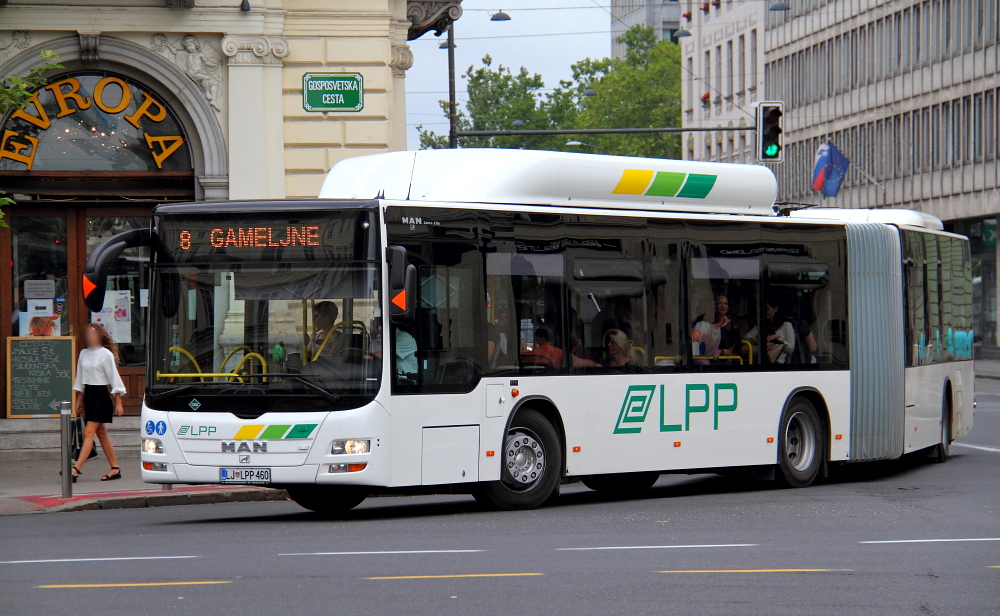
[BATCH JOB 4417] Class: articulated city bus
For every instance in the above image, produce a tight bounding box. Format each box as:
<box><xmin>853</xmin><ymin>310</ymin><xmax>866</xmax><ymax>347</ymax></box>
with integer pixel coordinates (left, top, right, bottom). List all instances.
<box><xmin>83</xmin><ymin>149</ymin><xmax>975</xmax><ymax>513</ymax></box>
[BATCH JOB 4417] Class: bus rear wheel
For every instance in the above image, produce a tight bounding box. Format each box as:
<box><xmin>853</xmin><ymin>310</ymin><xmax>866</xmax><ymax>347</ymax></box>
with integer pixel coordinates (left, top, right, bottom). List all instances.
<box><xmin>476</xmin><ymin>409</ymin><xmax>562</xmax><ymax>511</ymax></box>
<box><xmin>286</xmin><ymin>485</ymin><xmax>367</xmax><ymax>515</ymax></box>
<box><xmin>777</xmin><ymin>397</ymin><xmax>824</xmax><ymax>488</ymax></box>
<box><xmin>582</xmin><ymin>472</ymin><xmax>660</xmax><ymax>497</ymax></box>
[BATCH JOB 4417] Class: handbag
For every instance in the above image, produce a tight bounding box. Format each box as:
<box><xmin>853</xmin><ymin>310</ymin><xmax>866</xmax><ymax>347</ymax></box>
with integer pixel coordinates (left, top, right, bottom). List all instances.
<box><xmin>767</xmin><ymin>340</ymin><xmax>785</xmax><ymax>364</ymax></box>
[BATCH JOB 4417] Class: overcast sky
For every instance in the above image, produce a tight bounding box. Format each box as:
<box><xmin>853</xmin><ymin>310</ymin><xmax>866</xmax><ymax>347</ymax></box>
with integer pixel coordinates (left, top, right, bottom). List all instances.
<box><xmin>404</xmin><ymin>0</ymin><xmax>612</xmax><ymax>149</ymax></box>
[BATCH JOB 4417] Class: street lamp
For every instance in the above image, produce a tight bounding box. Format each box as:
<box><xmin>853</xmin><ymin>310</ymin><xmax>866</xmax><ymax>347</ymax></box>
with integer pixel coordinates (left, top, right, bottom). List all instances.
<box><xmin>566</xmin><ymin>140</ymin><xmax>613</xmax><ymax>155</ymax></box>
<box><xmin>673</xmin><ymin>28</ymin><xmax>692</xmax><ymax>38</ymax></box>
<box><xmin>490</xmin><ymin>10</ymin><xmax>511</xmax><ymax>21</ymax></box>
<box><xmin>582</xmin><ymin>87</ymin><xmax>598</xmax><ymax>97</ymax></box>
<box><xmin>511</xmin><ymin>120</ymin><xmax>525</xmax><ymax>127</ymax></box>
<box><xmin>445</xmin><ymin>24</ymin><xmax>458</xmax><ymax>148</ymax></box>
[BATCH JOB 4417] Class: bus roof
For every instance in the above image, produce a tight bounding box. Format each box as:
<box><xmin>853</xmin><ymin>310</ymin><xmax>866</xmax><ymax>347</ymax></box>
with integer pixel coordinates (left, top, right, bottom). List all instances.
<box><xmin>789</xmin><ymin>207</ymin><xmax>944</xmax><ymax>230</ymax></box>
<box><xmin>319</xmin><ymin>149</ymin><xmax>779</xmax><ymax>216</ymax></box>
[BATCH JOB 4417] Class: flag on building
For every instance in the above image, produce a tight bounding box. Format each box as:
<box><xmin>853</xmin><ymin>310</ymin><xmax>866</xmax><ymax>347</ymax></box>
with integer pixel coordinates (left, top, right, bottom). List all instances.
<box><xmin>811</xmin><ymin>143</ymin><xmax>850</xmax><ymax>198</ymax></box>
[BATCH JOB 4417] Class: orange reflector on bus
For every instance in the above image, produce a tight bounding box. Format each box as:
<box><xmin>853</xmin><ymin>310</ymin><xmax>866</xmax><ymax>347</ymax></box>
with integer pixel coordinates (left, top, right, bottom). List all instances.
<box><xmin>767</xmin><ymin>437</ymin><xmax>774</xmax><ymax>443</ymax></box>
<box><xmin>391</xmin><ymin>289</ymin><xmax>407</xmax><ymax>310</ymax></box>
<box><xmin>348</xmin><ymin>463</ymin><xmax>367</xmax><ymax>472</ymax></box>
<box><xmin>914</xmin><ymin>426</ymin><xmax>918</xmax><ymax>431</ymax></box>
<box><xmin>142</xmin><ymin>461</ymin><xmax>154</xmax><ymax>471</ymax></box>
<box><xmin>673</xmin><ymin>442</ymin><xmax>681</xmax><ymax>448</ymax></box>
<box><xmin>511</xmin><ymin>389</ymin><xmax>519</xmax><ymax>397</ymax></box>
<box><xmin>486</xmin><ymin>450</ymin><xmax>495</xmax><ymax>457</ymax></box>
<box><xmin>572</xmin><ymin>446</ymin><xmax>581</xmax><ymax>452</ymax></box>
<box><xmin>835</xmin><ymin>434</ymin><xmax>843</xmax><ymax>440</ymax></box>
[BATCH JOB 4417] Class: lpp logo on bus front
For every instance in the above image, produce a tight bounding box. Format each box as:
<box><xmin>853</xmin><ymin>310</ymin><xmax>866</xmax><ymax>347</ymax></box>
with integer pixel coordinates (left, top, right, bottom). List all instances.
<box><xmin>614</xmin><ymin>383</ymin><xmax>738</xmax><ymax>434</ymax></box>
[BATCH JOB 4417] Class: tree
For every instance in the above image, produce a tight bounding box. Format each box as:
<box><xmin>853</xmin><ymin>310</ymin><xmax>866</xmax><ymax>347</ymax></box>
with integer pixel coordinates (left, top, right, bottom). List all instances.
<box><xmin>0</xmin><ymin>50</ymin><xmax>63</xmax><ymax>226</ymax></box>
<box><xmin>417</xmin><ymin>26</ymin><xmax>682</xmax><ymax>159</ymax></box>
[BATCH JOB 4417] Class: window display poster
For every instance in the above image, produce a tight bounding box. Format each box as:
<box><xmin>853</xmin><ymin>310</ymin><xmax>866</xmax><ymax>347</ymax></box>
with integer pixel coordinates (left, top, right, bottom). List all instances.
<box><xmin>91</xmin><ymin>290</ymin><xmax>132</xmax><ymax>344</ymax></box>
<box><xmin>19</xmin><ymin>299</ymin><xmax>60</xmax><ymax>337</ymax></box>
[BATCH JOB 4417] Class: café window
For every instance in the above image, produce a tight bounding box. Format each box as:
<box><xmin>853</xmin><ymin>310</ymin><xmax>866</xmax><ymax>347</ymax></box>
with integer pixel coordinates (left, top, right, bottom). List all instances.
<box><xmin>0</xmin><ymin>72</ymin><xmax>191</xmax><ymax>172</ymax></box>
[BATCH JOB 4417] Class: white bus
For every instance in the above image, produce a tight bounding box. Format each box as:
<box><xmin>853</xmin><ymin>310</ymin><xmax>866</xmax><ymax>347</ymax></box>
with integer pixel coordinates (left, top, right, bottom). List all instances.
<box><xmin>84</xmin><ymin>150</ymin><xmax>975</xmax><ymax>513</ymax></box>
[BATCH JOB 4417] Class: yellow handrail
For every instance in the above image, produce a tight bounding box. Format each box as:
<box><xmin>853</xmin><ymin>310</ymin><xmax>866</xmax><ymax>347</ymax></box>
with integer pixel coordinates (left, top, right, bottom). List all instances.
<box><xmin>312</xmin><ymin>320</ymin><xmax>368</xmax><ymax>361</ymax></box>
<box><xmin>232</xmin><ymin>352</ymin><xmax>268</xmax><ymax>383</ymax></box>
<box><xmin>742</xmin><ymin>339</ymin><xmax>754</xmax><ymax>365</ymax></box>
<box><xmin>654</xmin><ymin>355</ymin><xmax>683</xmax><ymax>364</ymax></box>
<box><xmin>168</xmin><ymin>346</ymin><xmax>205</xmax><ymax>382</ymax></box>
<box><xmin>694</xmin><ymin>355</ymin><xmax>744</xmax><ymax>365</ymax></box>
<box><xmin>156</xmin><ymin>370</ymin><xmax>244</xmax><ymax>383</ymax></box>
<box><xmin>220</xmin><ymin>345</ymin><xmax>253</xmax><ymax>374</ymax></box>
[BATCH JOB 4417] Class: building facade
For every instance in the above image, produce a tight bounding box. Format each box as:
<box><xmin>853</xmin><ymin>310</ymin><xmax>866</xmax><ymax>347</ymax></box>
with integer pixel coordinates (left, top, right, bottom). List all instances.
<box><xmin>0</xmin><ymin>0</ymin><xmax>461</xmax><ymax>417</ymax></box>
<box><xmin>611</xmin><ymin>0</ymin><xmax>683</xmax><ymax>58</ymax></box>
<box><xmin>765</xmin><ymin>0</ymin><xmax>1000</xmax><ymax>348</ymax></box>
<box><xmin>678</xmin><ymin>0</ymin><xmax>765</xmax><ymax>164</ymax></box>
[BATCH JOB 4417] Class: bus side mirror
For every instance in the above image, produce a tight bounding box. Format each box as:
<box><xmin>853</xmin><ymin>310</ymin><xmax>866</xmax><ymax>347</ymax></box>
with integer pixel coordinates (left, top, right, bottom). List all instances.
<box><xmin>387</xmin><ymin>245</ymin><xmax>416</xmax><ymax>325</ymax></box>
<box><xmin>83</xmin><ymin>228</ymin><xmax>150</xmax><ymax>313</ymax></box>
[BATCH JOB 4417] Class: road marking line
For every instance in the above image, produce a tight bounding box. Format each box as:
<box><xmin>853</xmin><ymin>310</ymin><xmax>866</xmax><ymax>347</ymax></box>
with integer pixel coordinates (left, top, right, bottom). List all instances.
<box><xmin>658</xmin><ymin>569</ymin><xmax>853</xmax><ymax>573</ymax></box>
<box><xmin>280</xmin><ymin>550</ymin><xmax>484</xmax><ymax>557</ymax></box>
<box><xmin>365</xmin><ymin>573</ymin><xmax>543</xmax><ymax>580</ymax></box>
<box><xmin>557</xmin><ymin>543</ymin><xmax>757</xmax><ymax>551</ymax></box>
<box><xmin>860</xmin><ymin>538</ymin><xmax>1000</xmax><ymax>545</ymax></box>
<box><xmin>39</xmin><ymin>581</ymin><xmax>230</xmax><ymax>589</ymax></box>
<box><xmin>1</xmin><ymin>556</ymin><xmax>199</xmax><ymax>565</ymax></box>
<box><xmin>952</xmin><ymin>443</ymin><xmax>1000</xmax><ymax>453</ymax></box>
<box><xmin>989</xmin><ymin>566</ymin><xmax>1000</xmax><ymax>569</ymax></box>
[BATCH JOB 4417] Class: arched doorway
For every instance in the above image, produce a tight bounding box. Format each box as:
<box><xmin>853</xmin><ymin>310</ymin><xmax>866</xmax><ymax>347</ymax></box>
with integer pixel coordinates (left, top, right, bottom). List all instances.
<box><xmin>0</xmin><ymin>70</ymin><xmax>197</xmax><ymax>414</ymax></box>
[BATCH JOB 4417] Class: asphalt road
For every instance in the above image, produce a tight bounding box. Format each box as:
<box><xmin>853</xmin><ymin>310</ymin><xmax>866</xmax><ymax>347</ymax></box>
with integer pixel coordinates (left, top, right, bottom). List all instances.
<box><xmin>3</xmin><ymin>383</ymin><xmax>999</xmax><ymax>616</ymax></box>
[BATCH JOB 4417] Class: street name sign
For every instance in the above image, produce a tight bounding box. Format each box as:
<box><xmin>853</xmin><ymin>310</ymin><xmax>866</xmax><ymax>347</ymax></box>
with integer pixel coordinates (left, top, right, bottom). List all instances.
<box><xmin>302</xmin><ymin>73</ymin><xmax>364</xmax><ymax>112</ymax></box>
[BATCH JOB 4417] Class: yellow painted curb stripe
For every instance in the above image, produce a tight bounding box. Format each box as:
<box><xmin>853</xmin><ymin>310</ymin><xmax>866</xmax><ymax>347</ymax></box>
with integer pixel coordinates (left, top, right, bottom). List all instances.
<box><xmin>366</xmin><ymin>573</ymin><xmax>544</xmax><ymax>580</ymax></box>
<box><xmin>39</xmin><ymin>581</ymin><xmax>232</xmax><ymax>588</ymax></box>
<box><xmin>612</xmin><ymin>169</ymin><xmax>654</xmax><ymax>195</ymax></box>
<box><xmin>989</xmin><ymin>566</ymin><xmax>1000</xmax><ymax>568</ymax></box>
<box><xmin>658</xmin><ymin>569</ymin><xmax>853</xmax><ymax>573</ymax></box>
<box><xmin>232</xmin><ymin>424</ymin><xmax>265</xmax><ymax>440</ymax></box>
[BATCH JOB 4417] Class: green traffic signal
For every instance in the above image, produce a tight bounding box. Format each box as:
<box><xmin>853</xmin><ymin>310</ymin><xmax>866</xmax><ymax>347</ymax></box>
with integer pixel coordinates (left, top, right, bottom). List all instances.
<box><xmin>764</xmin><ymin>143</ymin><xmax>781</xmax><ymax>157</ymax></box>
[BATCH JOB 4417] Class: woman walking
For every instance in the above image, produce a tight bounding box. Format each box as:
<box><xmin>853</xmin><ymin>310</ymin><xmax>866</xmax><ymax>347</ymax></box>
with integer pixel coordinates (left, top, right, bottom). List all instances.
<box><xmin>68</xmin><ymin>324</ymin><xmax>126</xmax><ymax>482</ymax></box>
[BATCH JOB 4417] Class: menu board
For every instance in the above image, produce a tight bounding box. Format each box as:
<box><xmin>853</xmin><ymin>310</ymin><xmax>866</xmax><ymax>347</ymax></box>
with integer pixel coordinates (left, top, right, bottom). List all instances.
<box><xmin>6</xmin><ymin>337</ymin><xmax>76</xmax><ymax>418</ymax></box>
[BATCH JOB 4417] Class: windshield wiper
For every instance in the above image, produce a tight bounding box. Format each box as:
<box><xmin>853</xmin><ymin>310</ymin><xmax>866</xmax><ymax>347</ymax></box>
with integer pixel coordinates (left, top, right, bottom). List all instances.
<box><xmin>289</xmin><ymin>375</ymin><xmax>342</xmax><ymax>405</ymax></box>
<box><xmin>146</xmin><ymin>385</ymin><xmax>196</xmax><ymax>402</ymax></box>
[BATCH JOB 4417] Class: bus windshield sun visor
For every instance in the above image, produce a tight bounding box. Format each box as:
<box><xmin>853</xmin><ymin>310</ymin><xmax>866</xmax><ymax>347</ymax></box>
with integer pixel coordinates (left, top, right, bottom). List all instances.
<box><xmin>83</xmin><ymin>228</ymin><xmax>178</xmax><ymax>317</ymax></box>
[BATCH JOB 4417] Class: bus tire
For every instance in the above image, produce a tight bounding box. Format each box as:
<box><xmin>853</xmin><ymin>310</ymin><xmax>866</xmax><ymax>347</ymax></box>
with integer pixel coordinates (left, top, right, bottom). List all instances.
<box><xmin>477</xmin><ymin>409</ymin><xmax>562</xmax><ymax>511</ymax></box>
<box><xmin>934</xmin><ymin>388</ymin><xmax>952</xmax><ymax>464</ymax></box>
<box><xmin>582</xmin><ymin>472</ymin><xmax>660</xmax><ymax>497</ymax></box>
<box><xmin>286</xmin><ymin>485</ymin><xmax>367</xmax><ymax>515</ymax></box>
<box><xmin>776</xmin><ymin>397</ymin><xmax>824</xmax><ymax>488</ymax></box>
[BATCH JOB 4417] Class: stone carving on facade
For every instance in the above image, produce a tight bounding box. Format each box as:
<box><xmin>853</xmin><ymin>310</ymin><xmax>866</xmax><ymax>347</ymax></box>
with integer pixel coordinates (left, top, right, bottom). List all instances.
<box><xmin>389</xmin><ymin>44</ymin><xmax>414</xmax><ymax>77</ymax></box>
<box><xmin>220</xmin><ymin>35</ymin><xmax>289</xmax><ymax>67</ymax></box>
<box><xmin>150</xmin><ymin>33</ymin><xmax>223</xmax><ymax>111</ymax></box>
<box><xmin>79</xmin><ymin>33</ymin><xmax>100</xmax><ymax>62</ymax></box>
<box><xmin>407</xmin><ymin>1</ymin><xmax>463</xmax><ymax>41</ymax></box>
<box><xmin>0</xmin><ymin>31</ymin><xmax>31</xmax><ymax>64</ymax></box>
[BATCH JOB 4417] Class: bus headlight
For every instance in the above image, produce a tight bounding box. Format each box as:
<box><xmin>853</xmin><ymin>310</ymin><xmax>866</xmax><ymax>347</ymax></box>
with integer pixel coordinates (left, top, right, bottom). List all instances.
<box><xmin>142</xmin><ymin>438</ymin><xmax>163</xmax><ymax>454</ymax></box>
<box><xmin>332</xmin><ymin>439</ymin><xmax>369</xmax><ymax>455</ymax></box>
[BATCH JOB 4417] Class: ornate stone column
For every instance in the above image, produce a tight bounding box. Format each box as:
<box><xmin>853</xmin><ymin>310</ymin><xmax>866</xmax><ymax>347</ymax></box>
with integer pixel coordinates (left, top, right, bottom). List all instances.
<box><xmin>221</xmin><ymin>35</ymin><xmax>289</xmax><ymax>199</ymax></box>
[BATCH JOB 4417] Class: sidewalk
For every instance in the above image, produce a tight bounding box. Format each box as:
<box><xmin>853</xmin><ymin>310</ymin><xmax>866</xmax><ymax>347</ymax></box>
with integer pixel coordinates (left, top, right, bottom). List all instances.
<box><xmin>0</xmin><ymin>458</ymin><xmax>288</xmax><ymax>515</ymax></box>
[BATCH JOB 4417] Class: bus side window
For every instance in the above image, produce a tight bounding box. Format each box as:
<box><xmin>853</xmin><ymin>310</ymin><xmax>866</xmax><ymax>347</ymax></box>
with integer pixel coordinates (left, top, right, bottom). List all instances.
<box><xmin>648</xmin><ymin>221</ymin><xmax>685</xmax><ymax>373</ymax></box>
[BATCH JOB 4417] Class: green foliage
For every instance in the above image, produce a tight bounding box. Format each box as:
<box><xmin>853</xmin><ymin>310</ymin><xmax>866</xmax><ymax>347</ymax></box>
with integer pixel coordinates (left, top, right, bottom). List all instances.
<box><xmin>418</xmin><ymin>26</ymin><xmax>682</xmax><ymax>159</ymax></box>
<box><xmin>0</xmin><ymin>50</ymin><xmax>62</xmax><ymax>226</ymax></box>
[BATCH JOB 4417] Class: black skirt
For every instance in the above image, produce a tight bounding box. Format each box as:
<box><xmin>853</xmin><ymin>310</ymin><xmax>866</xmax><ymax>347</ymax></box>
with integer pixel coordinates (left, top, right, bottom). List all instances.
<box><xmin>83</xmin><ymin>384</ymin><xmax>114</xmax><ymax>424</ymax></box>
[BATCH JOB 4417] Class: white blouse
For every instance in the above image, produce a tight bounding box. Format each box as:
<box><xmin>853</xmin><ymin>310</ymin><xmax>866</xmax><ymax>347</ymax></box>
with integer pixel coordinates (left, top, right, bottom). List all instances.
<box><xmin>72</xmin><ymin>347</ymin><xmax>126</xmax><ymax>395</ymax></box>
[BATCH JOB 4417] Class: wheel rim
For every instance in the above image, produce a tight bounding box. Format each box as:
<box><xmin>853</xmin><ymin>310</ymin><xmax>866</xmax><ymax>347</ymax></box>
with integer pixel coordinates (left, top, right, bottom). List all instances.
<box><xmin>784</xmin><ymin>411</ymin><xmax>816</xmax><ymax>472</ymax></box>
<box><xmin>503</xmin><ymin>428</ymin><xmax>545</xmax><ymax>491</ymax></box>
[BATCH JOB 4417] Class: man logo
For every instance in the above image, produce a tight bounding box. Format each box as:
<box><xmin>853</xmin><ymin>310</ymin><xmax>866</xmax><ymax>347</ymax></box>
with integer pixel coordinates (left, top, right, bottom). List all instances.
<box><xmin>221</xmin><ymin>441</ymin><xmax>267</xmax><ymax>453</ymax></box>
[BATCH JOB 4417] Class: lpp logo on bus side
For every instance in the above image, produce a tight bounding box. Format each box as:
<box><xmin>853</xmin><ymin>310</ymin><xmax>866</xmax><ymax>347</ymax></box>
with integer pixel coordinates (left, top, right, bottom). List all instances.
<box><xmin>614</xmin><ymin>384</ymin><xmax>738</xmax><ymax>434</ymax></box>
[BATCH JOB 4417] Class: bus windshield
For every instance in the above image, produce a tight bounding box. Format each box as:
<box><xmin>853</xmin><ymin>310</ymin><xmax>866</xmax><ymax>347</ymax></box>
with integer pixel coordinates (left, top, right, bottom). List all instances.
<box><xmin>147</xmin><ymin>208</ymin><xmax>382</xmax><ymax>413</ymax></box>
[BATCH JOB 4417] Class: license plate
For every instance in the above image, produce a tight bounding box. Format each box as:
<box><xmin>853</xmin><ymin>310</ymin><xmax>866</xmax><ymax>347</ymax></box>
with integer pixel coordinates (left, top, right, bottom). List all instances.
<box><xmin>219</xmin><ymin>467</ymin><xmax>271</xmax><ymax>484</ymax></box>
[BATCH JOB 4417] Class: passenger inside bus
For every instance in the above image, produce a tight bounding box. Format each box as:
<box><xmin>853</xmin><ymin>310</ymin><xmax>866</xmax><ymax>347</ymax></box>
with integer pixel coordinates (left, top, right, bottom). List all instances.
<box><xmin>603</xmin><ymin>328</ymin><xmax>645</xmax><ymax>373</ymax></box>
<box><xmin>307</xmin><ymin>301</ymin><xmax>345</xmax><ymax>359</ymax></box>
<box><xmin>690</xmin><ymin>294</ymin><xmax>740</xmax><ymax>361</ymax></box>
<box><xmin>523</xmin><ymin>327</ymin><xmax>564</xmax><ymax>367</ymax></box>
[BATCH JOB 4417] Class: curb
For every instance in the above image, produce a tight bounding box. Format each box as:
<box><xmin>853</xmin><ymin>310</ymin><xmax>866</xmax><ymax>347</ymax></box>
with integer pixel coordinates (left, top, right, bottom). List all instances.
<box><xmin>0</xmin><ymin>487</ymin><xmax>289</xmax><ymax>516</ymax></box>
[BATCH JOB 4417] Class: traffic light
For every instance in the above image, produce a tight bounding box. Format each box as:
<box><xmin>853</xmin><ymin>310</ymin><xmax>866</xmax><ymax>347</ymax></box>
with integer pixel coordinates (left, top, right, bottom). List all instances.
<box><xmin>756</xmin><ymin>102</ymin><xmax>784</xmax><ymax>163</ymax></box>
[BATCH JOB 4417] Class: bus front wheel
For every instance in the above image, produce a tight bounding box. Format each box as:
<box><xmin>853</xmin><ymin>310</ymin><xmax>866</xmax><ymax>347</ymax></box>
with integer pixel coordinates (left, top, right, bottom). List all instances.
<box><xmin>476</xmin><ymin>409</ymin><xmax>562</xmax><ymax>511</ymax></box>
<box><xmin>286</xmin><ymin>485</ymin><xmax>367</xmax><ymax>515</ymax></box>
<box><xmin>934</xmin><ymin>389</ymin><xmax>952</xmax><ymax>463</ymax></box>
<box><xmin>776</xmin><ymin>397</ymin><xmax>824</xmax><ymax>488</ymax></box>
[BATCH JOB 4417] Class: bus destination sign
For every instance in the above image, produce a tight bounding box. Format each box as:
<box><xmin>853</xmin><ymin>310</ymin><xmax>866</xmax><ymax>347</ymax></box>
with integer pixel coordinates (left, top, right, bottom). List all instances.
<box><xmin>178</xmin><ymin>226</ymin><xmax>322</xmax><ymax>251</ymax></box>
<box><xmin>302</xmin><ymin>73</ymin><xmax>364</xmax><ymax>112</ymax></box>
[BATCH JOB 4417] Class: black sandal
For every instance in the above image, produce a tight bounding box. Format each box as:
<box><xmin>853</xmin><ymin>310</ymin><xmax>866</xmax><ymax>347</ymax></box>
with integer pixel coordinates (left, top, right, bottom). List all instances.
<box><xmin>101</xmin><ymin>467</ymin><xmax>121</xmax><ymax>481</ymax></box>
<box><xmin>60</xmin><ymin>466</ymin><xmax>82</xmax><ymax>483</ymax></box>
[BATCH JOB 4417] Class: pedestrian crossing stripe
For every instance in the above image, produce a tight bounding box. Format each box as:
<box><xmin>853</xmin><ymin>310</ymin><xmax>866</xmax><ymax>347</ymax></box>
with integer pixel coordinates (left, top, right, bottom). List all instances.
<box><xmin>612</xmin><ymin>170</ymin><xmax>718</xmax><ymax>199</ymax></box>
<box><xmin>231</xmin><ymin>424</ymin><xmax>317</xmax><ymax>440</ymax></box>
